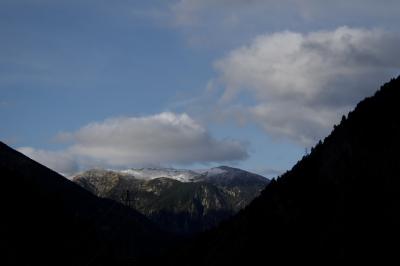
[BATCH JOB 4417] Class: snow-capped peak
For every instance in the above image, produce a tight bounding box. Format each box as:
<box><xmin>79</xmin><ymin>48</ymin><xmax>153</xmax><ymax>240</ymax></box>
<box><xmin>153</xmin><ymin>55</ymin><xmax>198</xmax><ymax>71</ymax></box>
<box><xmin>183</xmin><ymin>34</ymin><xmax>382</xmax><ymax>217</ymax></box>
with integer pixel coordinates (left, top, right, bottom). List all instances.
<box><xmin>118</xmin><ymin>167</ymin><xmax>201</xmax><ymax>182</ymax></box>
<box><xmin>75</xmin><ymin>166</ymin><xmax>268</xmax><ymax>186</ymax></box>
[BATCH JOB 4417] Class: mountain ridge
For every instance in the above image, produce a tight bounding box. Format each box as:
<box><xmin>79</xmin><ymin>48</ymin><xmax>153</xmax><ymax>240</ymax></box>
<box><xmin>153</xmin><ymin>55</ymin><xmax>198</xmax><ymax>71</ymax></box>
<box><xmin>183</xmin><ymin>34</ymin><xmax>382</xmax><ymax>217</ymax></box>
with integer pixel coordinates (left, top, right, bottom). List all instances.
<box><xmin>73</xmin><ymin>166</ymin><xmax>269</xmax><ymax>234</ymax></box>
<box><xmin>0</xmin><ymin>141</ymin><xmax>173</xmax><ymax>266</ymax></box>
<box><xmin>168</xmin><ymin>76</ymin><xmax>400</xmax><ymax>265</ymax></box>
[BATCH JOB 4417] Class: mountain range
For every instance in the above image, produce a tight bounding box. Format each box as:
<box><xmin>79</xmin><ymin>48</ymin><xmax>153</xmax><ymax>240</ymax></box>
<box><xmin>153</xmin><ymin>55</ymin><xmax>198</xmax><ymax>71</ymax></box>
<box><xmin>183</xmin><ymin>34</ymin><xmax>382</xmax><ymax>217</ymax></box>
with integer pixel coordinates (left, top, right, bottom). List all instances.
<box><xmin>73</xmin><ymin>166</ymin><xmax>269</xmax><ymax>234</ymax></box>
<box><xmin>2</xmin><ymin>76</ymin><xmax>400</xmax><ymax>265</ymax></box>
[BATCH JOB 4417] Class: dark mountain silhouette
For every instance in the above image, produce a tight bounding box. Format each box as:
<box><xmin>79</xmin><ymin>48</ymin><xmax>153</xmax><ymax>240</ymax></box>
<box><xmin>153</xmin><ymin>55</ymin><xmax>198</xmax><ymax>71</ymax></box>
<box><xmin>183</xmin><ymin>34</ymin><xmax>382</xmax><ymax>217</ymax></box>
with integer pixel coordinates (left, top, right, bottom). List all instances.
<box><xmin>3</xmin><ymin>76</ymin><xmax>400</xmax><ymax>265</ymax></box>
<box><xmin>168</xmin><ymin>76</ymin><xmax>400</xmax><ymax>265</ymax></box>
<box><xmin>0</xmin><ymin>142</ymin><xmax>173</xmax><ymax>266</ymax></box>
<box><xmin>72</xmin><ymin>167</ymin><xmax>268</xmax><ymax>235</ymax></box>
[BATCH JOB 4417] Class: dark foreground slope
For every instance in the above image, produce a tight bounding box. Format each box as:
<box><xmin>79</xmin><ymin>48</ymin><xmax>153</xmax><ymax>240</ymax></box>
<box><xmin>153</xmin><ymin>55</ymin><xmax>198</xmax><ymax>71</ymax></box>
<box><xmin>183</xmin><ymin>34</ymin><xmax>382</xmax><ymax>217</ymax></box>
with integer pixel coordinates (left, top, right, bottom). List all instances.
<box><xmin>172</xmin><ymin>77</ymin><xmax>400</xmax><ymax>265</ymax></box>
<box><xmin>0</xmin><ymin>143</ymin><xmax>172</xmax><ymax>266</ymax></box>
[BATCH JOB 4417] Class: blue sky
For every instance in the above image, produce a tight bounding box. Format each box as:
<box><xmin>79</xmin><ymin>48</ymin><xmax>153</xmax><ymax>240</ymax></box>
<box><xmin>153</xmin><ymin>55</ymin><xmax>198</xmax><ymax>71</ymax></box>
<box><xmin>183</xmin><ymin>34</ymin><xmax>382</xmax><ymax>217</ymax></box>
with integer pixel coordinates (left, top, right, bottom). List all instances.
<box><xmin>2</xmin><ymin>1</ymin><xmax>400</xmax><ymax>177</ymax></box>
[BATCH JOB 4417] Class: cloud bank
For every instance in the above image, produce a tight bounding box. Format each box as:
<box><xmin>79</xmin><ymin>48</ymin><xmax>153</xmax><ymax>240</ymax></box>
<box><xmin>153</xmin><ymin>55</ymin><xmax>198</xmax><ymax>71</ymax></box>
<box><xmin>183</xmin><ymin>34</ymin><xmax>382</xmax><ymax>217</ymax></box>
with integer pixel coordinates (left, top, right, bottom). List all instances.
<box><xmin>166</xmin><ymin>0</ymin><xmax>400</xmax><ymax>46</ymax></box>
<box><xmin>214</xmin><ymin>27</ymin><xmax>400</xmax><ymax>145</ymax></box>
<box><xmin>17</xmin><ymin>147</ymin><xmax>79</xmax><ymax>176</ymax></box>
<box><xmin>18</xmin><ymin>112</ymin><xmax>248</xmax><ymax>176</ymax></box>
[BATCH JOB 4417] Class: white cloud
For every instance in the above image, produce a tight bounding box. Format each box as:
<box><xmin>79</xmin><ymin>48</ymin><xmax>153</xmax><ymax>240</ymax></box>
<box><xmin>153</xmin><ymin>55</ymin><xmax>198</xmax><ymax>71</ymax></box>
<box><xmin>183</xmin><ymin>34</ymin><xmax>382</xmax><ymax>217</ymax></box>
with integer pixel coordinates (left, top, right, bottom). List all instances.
<box><xmin>68</xmin><ymin>112</ymin><xmax>248</xmax><ymax>165</ymax></box>
<box><xmin>18</xmin><ymin>112</ymin><xmax>248</xmax><ymax>175</ymax></box>
<box><xmin>213</xmin><ymin>27</ymin><xmax>400</xmax><ymax>145</ymax></box>
<box><xmin>17</xmin><ymin>147</ymin><xmax>79</xmax><ymax>176</ymax></box>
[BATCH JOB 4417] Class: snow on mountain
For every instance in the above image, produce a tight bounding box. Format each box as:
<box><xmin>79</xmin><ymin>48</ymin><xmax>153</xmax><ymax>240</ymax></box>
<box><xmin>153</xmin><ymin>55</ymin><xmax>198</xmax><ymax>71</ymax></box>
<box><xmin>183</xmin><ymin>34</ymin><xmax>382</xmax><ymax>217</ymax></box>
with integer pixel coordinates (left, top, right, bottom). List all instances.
<box><xmin>73</xmin><ymin>165</ymin><xmax>269</xmax><ymax>234</ymax></box>
<box><xmin>118</xmin><ymin>168</ymin><xmax>201</xmax><ymax>182</ymax></box>
<box><xmin>114</xmin><ymin>166</ymin><xmax>267</xmax><ymax>184</ymax></box>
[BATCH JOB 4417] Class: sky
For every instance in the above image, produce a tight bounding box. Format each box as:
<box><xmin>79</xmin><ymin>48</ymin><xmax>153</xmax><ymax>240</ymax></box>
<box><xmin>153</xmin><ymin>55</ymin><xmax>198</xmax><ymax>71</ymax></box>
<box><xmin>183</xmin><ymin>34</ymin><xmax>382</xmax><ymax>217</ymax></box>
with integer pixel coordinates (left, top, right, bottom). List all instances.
<box><xmin>1</xmin><ymin>0</ymin><xmax>400</xmax><ymax>178</ymax></box>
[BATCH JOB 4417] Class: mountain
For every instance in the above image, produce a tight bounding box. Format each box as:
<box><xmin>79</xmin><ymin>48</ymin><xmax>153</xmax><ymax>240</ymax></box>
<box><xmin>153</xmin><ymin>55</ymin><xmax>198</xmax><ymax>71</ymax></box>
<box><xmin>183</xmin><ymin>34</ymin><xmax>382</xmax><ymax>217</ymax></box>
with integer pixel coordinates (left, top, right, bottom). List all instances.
<box><xmin>0</xmin><ymin>142</ymin><xmax>173</xmax><ymax>266</ymax></box>
<box><xmin>169</xmin><ymin>76</ymin><xmax>400</xmax><ymax>265</ymax></box>
<box><xmin>73</xmin><ymin>166</ymin><xmax>269</xmax><ymax>234</ymax></box>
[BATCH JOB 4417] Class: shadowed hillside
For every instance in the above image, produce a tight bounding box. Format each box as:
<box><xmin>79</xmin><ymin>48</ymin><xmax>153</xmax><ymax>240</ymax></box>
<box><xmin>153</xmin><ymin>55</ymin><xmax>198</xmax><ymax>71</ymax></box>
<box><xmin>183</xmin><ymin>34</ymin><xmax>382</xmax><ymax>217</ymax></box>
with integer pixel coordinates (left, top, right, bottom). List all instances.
<box><xmin>0</xmin><ymin>142</ymin><xmax>174</xmax><ymax>266</ymax></box>
<box><xmin>3</xmin><ymin>76</ymin><xmax>400</xmax><ymax>265</ymax></box>
<box><xmin>170</xmin><ymin>76</ymin><xmax>400</xmax><ymax>265</ymax></box>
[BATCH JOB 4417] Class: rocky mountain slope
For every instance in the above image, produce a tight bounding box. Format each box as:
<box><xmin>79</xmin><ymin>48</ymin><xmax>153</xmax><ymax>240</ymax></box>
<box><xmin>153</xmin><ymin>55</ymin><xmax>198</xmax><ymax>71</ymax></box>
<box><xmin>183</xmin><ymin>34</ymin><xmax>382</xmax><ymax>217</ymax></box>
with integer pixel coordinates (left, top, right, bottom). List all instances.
<box><xmin>73</xmin><ymin>166</ymin><xmax>269</xmax><ymax>234</ymax></box>
<box><xmin>0</xmin><ymin>142</ymin><xmax>173</xmax><ymax>266</ymax></box>
<box><xmin>170</xmin><ymin>76</ymin><xmax>400</xmax><ymax>265</ymax></box>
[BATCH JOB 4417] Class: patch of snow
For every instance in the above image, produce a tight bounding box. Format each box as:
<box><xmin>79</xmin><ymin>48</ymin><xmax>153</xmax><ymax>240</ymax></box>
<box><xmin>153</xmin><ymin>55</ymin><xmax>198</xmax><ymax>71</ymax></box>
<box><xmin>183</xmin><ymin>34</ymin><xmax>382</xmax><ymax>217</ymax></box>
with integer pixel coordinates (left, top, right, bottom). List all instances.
<box><xmin>118</xmin><ymin>168</ymin><xmax>201</xmax><ymax>182</ymax></box>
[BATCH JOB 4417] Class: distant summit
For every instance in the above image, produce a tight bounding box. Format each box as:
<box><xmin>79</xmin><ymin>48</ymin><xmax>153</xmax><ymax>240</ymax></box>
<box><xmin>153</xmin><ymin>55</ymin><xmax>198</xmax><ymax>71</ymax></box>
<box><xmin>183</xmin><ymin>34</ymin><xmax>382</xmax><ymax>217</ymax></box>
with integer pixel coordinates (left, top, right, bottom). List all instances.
<box><xmin>73</xmin><ymin>166</ymin><xmax>269</xmax><ymax>234</ymax></box>
<box><xmin>117</xmin><ymin>167</ymin><xmax>200</xmax><ymax>182</ymax></box>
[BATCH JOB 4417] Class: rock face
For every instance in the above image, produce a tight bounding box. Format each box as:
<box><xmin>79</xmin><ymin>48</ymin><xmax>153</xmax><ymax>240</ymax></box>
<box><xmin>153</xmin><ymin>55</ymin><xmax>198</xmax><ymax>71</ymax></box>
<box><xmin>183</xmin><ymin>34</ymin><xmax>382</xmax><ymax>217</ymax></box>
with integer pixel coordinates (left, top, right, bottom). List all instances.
<box><xmin>170</xmin><ymin>76</ymin><xmax>400</xmax><ymax>265</ymax></box>
<box><xmin>73</xmin><ymin>166</ymin><xmax>269</xmax><ymax>234</ymax></box>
